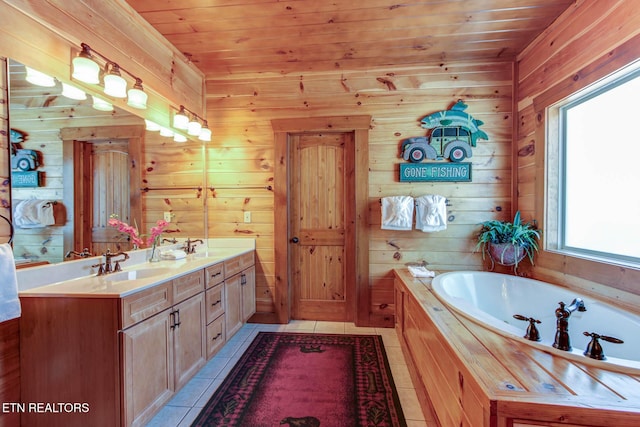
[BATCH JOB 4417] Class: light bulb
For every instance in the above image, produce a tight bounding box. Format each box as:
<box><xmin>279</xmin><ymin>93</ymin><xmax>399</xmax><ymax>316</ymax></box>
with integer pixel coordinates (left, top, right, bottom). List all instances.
<box><xmin>145</xmin><ymin>120</ymin><xmax>161</xmax><ymax>131</ymax></box>
<box><xmin>92</xmin><ymin>95</ymin><xmax>113</xmax><ymax>111</ymax></box>
<box><xmin>61</xmin><ymin>83</ymin><xmax>86</xmax><ymax>100</ymax></box>
<box><xmin>174</xmin><ymin>133</ymin><xmax>187</xmax><ymax>142</ymax></box>
<box><xmin>25</xmin><ymin>67</ymin><xmax>55</xmax><ymax>87</ymax></box>
<box><xmin>72</xmin><ymin>44</ymin><xmax>100</xmax><ymax>84</ymax></box>
<box><xmin>198</xmin><ymin>125</ymin><xmax>212</xmax><ymax>142</ymax></box>
<box><xmin>127</xmin><ymin>80</ymin><xmax>147</xmax><ymax>109</ymax></box>
<box><xmin>103</xmin><ymin>64</ymin><xmax>127</xmax><ymax>98</ymax></box>
<box><xmin>173</xmin><ymin>106</ymin><xmax>189</xmax><ymax>130</ymax></box>
<box><xmin>159</xmin><ymin>127</ymin><xmax>173</xmax><ymax>137</ymax></box>
<box><xmin>187</xmin><ymin>118</ymin><xmax>202</xmax><ymax>136</ymax></box>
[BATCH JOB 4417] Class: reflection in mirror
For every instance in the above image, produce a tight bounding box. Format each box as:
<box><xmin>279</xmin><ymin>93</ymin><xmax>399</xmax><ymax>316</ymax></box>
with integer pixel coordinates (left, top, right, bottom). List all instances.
<box><xmin>8</xmin><ymin>59</ymin><xmax>144</xmax><ymax>266</ymax></box>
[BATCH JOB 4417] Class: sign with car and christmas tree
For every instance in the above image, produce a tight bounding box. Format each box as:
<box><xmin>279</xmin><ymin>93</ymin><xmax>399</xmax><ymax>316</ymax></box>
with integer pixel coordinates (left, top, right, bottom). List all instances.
<box><xmin>399</xmin><ymin>100</ymin><xmax>488</xmax><ymax>182</ymax></box>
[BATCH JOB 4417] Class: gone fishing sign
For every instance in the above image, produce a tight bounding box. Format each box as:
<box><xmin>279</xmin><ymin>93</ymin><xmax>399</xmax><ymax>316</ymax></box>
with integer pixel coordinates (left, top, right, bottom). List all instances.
<box><xmin>399</xmin><ymin>100</ymin><xmax>488</xmax><ymax>182</ymax></box>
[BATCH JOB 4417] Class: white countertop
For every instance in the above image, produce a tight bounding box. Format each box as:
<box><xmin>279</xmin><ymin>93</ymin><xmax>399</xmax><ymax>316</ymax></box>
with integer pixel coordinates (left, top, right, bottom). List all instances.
<box><xmin>18</xmin><ymin>239</ymin><xmax>254</xmax><ymax>298</ymax></box>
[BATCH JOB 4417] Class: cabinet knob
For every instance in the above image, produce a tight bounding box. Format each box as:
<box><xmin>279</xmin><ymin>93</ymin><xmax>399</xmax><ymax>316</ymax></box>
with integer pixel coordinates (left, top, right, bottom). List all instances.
<box><xmin>290</xmin><ymin>237</ymin><xmax>299</xmax><ymax>243</ymax></box>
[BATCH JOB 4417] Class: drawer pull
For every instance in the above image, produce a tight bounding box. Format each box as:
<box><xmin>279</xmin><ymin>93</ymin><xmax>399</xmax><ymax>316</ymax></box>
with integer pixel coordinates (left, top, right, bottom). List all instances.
<box><xmin>241</xmin><ymin>273</ymin><xmax>246</xmax><ymax>285</ymax></box>
<box><xmin>211</xmin><ymin>272</ymin><xmax>221</xmax><ymax>278</ymax></box>
<box><xmin>212</xmin><ymin>332</ymin><xmax>222</xmax><ymax>341</ymax></box>
<box><xmin>211</xmin><ymin>299</ymin><xmax>221</xmax><ymax>307</ymax></box>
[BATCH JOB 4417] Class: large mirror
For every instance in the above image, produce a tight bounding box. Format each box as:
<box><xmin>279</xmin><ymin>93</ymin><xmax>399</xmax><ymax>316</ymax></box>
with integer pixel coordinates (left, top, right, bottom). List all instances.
<box><xmin>8</xmin><ymin>59</ymin><xmax>145</xmax><ymax>266</ymax></box>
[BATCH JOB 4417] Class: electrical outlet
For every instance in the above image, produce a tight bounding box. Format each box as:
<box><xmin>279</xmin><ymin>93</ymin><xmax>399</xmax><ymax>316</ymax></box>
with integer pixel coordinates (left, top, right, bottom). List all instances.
<box><xmin>164</xmin><ymin>211</ymin><xmax>172</xmax><ymax>222</ymax></box>
<box><xmin>243</xmin><ymin>211</ymin><xmax>251</xmax><ymax>223</ymax></box>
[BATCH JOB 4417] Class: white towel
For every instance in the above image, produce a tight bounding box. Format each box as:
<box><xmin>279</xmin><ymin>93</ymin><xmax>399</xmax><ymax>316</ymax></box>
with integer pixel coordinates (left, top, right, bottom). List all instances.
<box><xmin>0</xmin><ymin>243</ymin><xmax>21</xmax><ymax>322</ymax></box>
<box><xmin>13</xmin><ymin>199</ymin><xmax>55</xmax><ymax>228</ymax></box>
<box><xmin>415</xmin><ymin>194</ymin><xmax>447</xmax><ymax>232</ymax></box>
<box><xmin>407</xmin><ymin>266</ymin><xmax>436</xmax><ymax>278</ymax></box>
<box><xmin>381</xmin><ymin>196</ymin><xmax>414</xmax><ymax>230</ymax></box>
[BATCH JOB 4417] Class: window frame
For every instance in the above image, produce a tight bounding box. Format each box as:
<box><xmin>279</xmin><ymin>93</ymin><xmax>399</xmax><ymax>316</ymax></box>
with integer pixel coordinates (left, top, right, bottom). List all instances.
<box><xmin>545</xmin><ymin>61</ymin><xmax>640</xmax><ymax>268</ymax></box>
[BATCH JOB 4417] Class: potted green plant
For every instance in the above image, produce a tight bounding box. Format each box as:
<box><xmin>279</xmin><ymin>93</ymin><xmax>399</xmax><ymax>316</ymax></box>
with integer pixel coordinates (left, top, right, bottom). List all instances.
<box><xmin>475</xmin><ymin>211</ymin><xmax>540</xmax><ymax>269</ymax></box>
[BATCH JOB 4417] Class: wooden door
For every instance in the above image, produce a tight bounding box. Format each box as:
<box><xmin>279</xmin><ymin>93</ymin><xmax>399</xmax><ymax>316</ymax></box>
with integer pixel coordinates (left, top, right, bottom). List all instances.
<box><xmin>173</xmin><ymin>293</ymin><xmax>206</xmax><ymax>390</ymax></box>
<box><xmin>289</xmin><ymin>132</ymin><xmax>354</xmax><ymax>321</ymax></box>
<box><xmin>121</xmin><ymin>309</ymin><xmax>174</xmax><ymax>427</ymax></box>
<box><xmin>91</xmin><ymin>139</ymin><xmax>131</xmax><ymax>254</ymax></box>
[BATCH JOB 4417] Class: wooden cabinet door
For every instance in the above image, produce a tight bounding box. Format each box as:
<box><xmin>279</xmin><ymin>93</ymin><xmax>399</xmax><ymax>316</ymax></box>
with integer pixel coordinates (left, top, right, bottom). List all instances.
<box><xmin>121</xmin><ymin>309</ymin><xmax>174</xmax><ymax>427</ymax></box>
<box><xmin>225</xmin><ymin>273</ymin><xmax>243</xmax><ymax>338</ymax></box>
<box><xmin>173</xmin><ymin>293</ymin><xmax>206</xmax><ymax>390</ymax></box>
<box><xmin>241</xmin><ymin>265</ymin><xmax>256</xmax><ymax>322</ymax></box>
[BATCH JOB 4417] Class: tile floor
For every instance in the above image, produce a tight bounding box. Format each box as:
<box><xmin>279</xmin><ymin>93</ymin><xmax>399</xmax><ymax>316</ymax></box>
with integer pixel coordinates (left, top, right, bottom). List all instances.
<box><xmin>146</xmin><ymin>321</ymin><xmax>438</xmax><ymax>426</ymax></box>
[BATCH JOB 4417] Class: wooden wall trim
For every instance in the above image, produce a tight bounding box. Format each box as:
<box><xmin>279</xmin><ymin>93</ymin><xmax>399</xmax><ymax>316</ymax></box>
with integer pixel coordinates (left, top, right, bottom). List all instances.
<box><xmin>272</xmin><ymin>115</ymin><xmax>371</xmax><ymax>325</ymax></box>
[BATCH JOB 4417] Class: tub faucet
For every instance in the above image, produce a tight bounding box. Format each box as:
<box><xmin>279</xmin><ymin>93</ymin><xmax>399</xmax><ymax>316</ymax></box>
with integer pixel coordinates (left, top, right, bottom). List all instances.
<box><xmin>552</xmin><ymin>298</ymin><xmax>586</xmax><ymax>351</ymax></box>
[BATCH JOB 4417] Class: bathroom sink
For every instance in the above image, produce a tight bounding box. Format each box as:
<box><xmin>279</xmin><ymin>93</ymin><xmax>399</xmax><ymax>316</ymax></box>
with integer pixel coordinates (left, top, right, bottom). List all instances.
<box><xmin>105</xmin><ymin>267</ymin><xmax>173</xmax><ymax>282</ymax></box>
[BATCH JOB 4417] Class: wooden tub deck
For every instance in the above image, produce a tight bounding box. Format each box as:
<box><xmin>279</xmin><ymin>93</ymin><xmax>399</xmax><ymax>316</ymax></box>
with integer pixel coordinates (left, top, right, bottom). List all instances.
<box><xmin>393</xmin><ymin>269</ymin><xmax>640</xmax><ymax>427</ymax></box>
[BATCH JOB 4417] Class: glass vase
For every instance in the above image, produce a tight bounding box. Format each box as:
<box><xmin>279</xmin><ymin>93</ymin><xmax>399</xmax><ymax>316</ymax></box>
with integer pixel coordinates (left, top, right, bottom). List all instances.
<box><xmin>149</xmin><ymin>240</ymin><xmax>161</xmax><ymax>262</ymax></box>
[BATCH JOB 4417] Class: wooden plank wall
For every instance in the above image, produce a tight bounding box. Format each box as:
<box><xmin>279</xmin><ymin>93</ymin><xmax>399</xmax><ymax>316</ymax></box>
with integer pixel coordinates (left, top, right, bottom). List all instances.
<box><xmin>205</xmin><ymin>62</ymin><xmax>514</xmax><ymax>324</ymax></box>
<box><xmin>141</xmin><ymin>132</ymin><xmax>206</xmax><ymax>240</ymax></box>
<box><xmin>516</xmin><ymin>0</ymin><xmax>640</xmax><ymax>298</ymax></box>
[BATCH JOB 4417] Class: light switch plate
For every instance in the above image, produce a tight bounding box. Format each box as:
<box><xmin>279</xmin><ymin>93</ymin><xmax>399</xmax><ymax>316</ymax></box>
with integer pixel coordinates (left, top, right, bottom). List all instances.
<box><xmin>164</xmin><ymin>211</ymin><xmax>172</xmax><ymax>222</ymax></box>
<box><xmin>243</xmin><ymin>211</ymin><xmax>251</xmax><ymax>223</ymax></box>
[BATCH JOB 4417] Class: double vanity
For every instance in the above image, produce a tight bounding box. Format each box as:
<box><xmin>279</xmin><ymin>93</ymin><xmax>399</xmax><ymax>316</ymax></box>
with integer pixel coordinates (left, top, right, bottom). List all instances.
<box><xmin>17</xmin><ymin>240</ymin><xmax>255</xmax><ymax>427</ymax></box>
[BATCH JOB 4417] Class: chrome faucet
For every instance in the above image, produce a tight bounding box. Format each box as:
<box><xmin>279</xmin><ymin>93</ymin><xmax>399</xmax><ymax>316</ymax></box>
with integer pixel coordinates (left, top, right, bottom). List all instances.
<box><xmin>552</xmin><ymin>298</ymin><xmax>587</xmax><ymax>351</ymax></box>
<box><xmin>92</xmin><ymin>249</ymin><xmax>130</xmax><ymax>276</ymax></box>
<box><xmin>183</xmin><ymin>238</ymin><xmax>204</xmax><ymax>254</ymax></box>
<box><xmin>65</xmin><ymin>248</ymin><xmax>93</xmax><ymax>258</ymax></box>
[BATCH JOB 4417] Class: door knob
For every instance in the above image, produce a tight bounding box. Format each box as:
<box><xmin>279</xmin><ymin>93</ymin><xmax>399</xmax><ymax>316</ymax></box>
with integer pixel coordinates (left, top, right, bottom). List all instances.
<box><xmin>290</xmin><ymin>237</ymin><xmax>299</xmax><ymax>243</ymax></box>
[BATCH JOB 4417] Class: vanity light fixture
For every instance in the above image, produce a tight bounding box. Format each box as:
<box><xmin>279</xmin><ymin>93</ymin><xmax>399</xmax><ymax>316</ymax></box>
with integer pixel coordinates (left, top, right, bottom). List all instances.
<box><xmin>71</xmin><ymin>42</ymin><xmax>147</xmax><ymax>109</ymax></box>
<box><xmin>198</xmin><ymin>121</ymin><xmax>212</xmax><ymax>142</ymax></box>
<box><xmin>61</xmin><ymin>83</ymin><xmax>87</xmax><ymax>100</ymax></box>
<box><xmin>72</xmin><ymin>43</ymin><xmax>100</xmax><ymax>84</ymax></box>
<box><xmin>173</xmin><ymin>105</ymin><xmax>211</xmax><ymax>142</ymax></box>
<box><xmin>173</xmin><ymin>106</ymin><xmax>189</xmax><ymax>130</ymax></box>
<box><xmin>159</xmin><ymin>127</ymin><xmax>174</xmax><ymax>137</ymax></box>
<box><xmin>91</xmin><ymin>95</ymin><xmax>113</xmax><ymax>112</ymax></box>
<box><xmin>187</xmin><ymin>115</ymin><xmax>202</xmax><ymax>136</ymax></box>
<box><xmin>103</xmin><ymin>64</ymin><xmax>127</xmax><ymax>98</ymax></box>
<box><xmin>173</xmin><ymin>133</ymin><xmax>187</xmax><ymax>142</ymax></box>
<box><xmin>25</xmin><ymin>66</ymin><xmax>56</xmax><ymax>87</ymax></box>
<box><xmin>145</xmin><ymin>119</ymin><xmax>161</xmax><ymax>131</ymax></box>
<box><xmin>127</xmin><ymin>79</ymin><xmax>148</xmax><ymax>109</ymax></box>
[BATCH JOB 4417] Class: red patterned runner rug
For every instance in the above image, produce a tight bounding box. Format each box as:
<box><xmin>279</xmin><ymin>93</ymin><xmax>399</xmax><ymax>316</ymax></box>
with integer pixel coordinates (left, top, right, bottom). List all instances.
<box><xmin>191</xmin><ymin>332</ymin><xmax>407</xmax><ymax>427</ymax></box>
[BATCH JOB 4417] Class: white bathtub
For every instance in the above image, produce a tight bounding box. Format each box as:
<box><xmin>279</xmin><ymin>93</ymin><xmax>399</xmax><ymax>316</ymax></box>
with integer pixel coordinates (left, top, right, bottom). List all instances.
<box><xmin>431</xmin><ymin>271</ymin><xmax>640</xmax><ymax>373</ymax></box>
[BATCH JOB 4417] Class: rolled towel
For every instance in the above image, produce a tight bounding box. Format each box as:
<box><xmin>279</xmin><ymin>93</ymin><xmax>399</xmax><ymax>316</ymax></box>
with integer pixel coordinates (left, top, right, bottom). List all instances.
<box><xmin>0</xmin><ymin>243</ymin><xmax>21</xmax><ymax>322</ymax></box>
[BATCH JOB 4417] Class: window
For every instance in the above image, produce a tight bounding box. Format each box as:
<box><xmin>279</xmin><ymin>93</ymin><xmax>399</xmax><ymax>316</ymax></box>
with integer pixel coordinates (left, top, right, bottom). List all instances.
<box><xmin>546</xmin><ymin>61</ymin><xmax>640</xmax><ymax>267</ymax></box>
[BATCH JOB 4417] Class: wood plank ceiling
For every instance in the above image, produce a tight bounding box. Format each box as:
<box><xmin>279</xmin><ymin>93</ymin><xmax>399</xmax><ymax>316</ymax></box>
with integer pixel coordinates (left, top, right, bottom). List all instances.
<box><xmin>125</xmin><ymin>0</ymin><xmax>575</xmax><ymax>78</ymax></box>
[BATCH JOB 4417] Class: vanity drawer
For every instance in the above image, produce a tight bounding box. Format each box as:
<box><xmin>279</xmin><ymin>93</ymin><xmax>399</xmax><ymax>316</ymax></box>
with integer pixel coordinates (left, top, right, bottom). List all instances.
<box><xmin>224</xmin><ymin>251</ymin><xmax>254</xmax><ymax>278</ymax></box>
<box><xmin>206</xmin><ymin>283</ymin><xmax>224</xmax><ymax>323</ymax></box>
<box><xmin>206</xmin><ymin>314</ymin><xmax>226</xmax><ymax>359</ymax></box>
<box><xmin>173</xmin><ymin>270</ymin><xmax>205</xmax><ymax>304</ymax></box>
<box><xmin>205</xmin><ymin>262</ymin><xmax>224</xmax><ymax>288</ymax></box>
<box><xmin>121</xmin><ymin>281</ymin><xmax>173</xmax><ymax>328</ymax></box>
